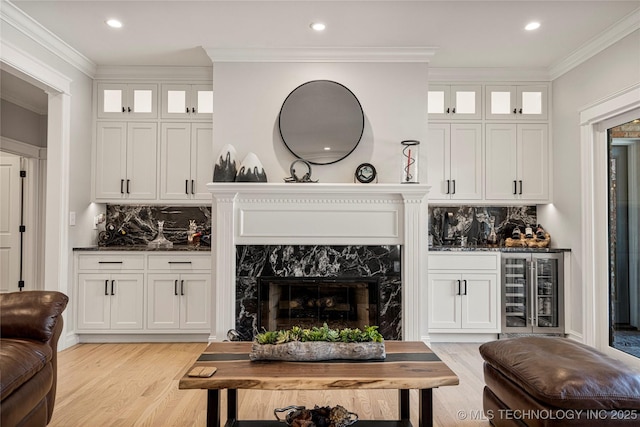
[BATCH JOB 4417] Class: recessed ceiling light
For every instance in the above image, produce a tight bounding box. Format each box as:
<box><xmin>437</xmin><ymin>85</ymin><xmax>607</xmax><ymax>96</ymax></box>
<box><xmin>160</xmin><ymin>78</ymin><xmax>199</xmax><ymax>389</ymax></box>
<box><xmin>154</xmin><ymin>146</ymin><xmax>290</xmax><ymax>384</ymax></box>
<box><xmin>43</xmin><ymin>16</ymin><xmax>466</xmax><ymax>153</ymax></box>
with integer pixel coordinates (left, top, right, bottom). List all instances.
<box><xmin>310</xmin><ymin>22</ymin><xmax>326</xmax><ymax>32</ymax></box>
<box><xmin>106</xmin><ymin>19</ymin><xmax>123</xmax><ymax>29</ymax></box>
<box><xmin>525</xmin><ymin>21</ymin><xmax>541</xmax><ymax>31</ymax></box>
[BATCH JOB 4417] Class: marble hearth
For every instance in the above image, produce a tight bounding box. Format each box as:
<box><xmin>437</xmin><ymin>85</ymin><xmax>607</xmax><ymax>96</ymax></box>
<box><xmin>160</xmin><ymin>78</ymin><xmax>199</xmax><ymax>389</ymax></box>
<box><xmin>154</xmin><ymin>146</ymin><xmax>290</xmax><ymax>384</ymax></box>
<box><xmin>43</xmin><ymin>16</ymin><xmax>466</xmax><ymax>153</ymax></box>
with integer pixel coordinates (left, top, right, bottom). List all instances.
<box><xmin>208</xmin><ymin>183</ymin><xmax>430</xmax><ymax>342</ymax></box>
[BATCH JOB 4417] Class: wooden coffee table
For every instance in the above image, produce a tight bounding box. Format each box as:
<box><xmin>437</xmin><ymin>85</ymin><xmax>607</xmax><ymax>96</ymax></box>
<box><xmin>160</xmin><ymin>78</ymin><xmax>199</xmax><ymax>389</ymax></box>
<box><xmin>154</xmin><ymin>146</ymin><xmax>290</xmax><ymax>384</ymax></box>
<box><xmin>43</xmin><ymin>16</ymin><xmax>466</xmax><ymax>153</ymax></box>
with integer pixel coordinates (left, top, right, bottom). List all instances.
<box><xmin>179</xmin><ymin>341</ymin><xmax>459</xmax><ymax>427</ymax></box>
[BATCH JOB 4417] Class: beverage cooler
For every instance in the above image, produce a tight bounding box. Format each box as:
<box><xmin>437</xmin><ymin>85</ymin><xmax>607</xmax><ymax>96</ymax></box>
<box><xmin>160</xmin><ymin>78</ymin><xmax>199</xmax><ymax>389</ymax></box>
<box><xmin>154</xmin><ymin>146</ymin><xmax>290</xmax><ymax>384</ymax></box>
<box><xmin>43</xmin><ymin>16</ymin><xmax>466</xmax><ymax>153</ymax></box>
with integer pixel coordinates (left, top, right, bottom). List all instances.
<box><xmin>501</xmin><ymin>253</ymin><xmax>564</xmax><ymax>336</ymax></box>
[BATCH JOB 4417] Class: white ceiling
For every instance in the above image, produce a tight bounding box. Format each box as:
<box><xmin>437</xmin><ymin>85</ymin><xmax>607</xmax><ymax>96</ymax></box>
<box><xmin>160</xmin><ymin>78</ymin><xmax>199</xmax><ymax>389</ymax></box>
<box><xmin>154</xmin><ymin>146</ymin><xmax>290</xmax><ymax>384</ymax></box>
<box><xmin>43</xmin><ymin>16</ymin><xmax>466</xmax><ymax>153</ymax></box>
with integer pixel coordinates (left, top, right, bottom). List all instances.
<box><xmin>2</xmin><ymin>1</ymin><xmax>639</xmax><ymax>114</ymax></box>
<box><xmin>10</xmin><ymin>0</ymin><xmax>640</xmax><ymax>69</ymax></box>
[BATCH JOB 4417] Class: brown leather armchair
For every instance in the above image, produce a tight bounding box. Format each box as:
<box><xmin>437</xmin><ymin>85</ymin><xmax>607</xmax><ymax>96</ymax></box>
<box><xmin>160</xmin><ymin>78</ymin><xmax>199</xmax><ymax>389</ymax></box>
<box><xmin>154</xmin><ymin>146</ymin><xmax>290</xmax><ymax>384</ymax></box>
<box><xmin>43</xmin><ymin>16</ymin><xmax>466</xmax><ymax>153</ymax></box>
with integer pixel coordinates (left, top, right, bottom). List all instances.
<box><xmin>0</xmin><ymin>291</ymin><xmax>69</xmax><ymax>427</ymax></box>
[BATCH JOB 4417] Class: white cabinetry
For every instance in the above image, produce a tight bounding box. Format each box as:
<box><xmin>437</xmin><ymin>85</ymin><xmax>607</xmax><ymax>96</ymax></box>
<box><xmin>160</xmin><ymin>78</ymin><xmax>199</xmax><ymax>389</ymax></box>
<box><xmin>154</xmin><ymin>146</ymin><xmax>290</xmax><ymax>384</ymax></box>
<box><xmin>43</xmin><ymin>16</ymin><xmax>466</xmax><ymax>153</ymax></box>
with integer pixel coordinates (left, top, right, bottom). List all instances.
<box><xmin>426</xmin><ymin>123</ymin><xmax>483</xmax><ymax>200</ymax></box>
<box><xmin>161</xmin><ymin>84</ymin><xmax>213</xmax><ymax>119</ymax></box>
<box><xmin>146</xmin><ymin>254</ymin><xmax>211</xmax><ymax>331</ymax></box>
<box><xmin>485</xmin><ymin>85</ymin><xmax>548</xmax><ymax>120</ymax></box>
<box><xmin>76</xmin><ymin>254</ymin><xmax>145</xmax><ymax>331</ymax></box>
<box><xmin>160</xmin><ymin>123</ymin><xmax>213</xmax><ymax>200</ymax></box>
<box><xmin>97</xmin><ymin>83</ymin><xmax>157</xmax><ymax>119</ymax></box>
<box><xmin>94</xmin><ymin>122</ymin><xmax>158</xmax><ymax>201</ymax></box>
<box><xmin>485</xmin><ymin>124</ymin><xmax>549</xmax><ymax>201</ymax></box>
<box><xmin>428</xmin><ymin>253</ymin><xmax>500</xmax><ymax>335</ymax></box>
<box><xmin>428</xmin><ymin>85</ymin><xmax>482</xmax><ymax>120</ymax></box>
<box><xmin>74</xmin><ymin>252</ymin><xmax>212</xmax><ymax>339</ymax></box>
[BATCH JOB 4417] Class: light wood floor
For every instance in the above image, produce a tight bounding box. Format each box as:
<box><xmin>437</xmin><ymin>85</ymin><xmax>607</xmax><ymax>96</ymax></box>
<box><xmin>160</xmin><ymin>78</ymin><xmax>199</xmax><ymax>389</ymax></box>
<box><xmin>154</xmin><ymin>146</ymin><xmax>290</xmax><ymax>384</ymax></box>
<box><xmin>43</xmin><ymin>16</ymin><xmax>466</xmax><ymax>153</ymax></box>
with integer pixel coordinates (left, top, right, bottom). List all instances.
<box><xmin>50</xmin><ymin>342</ymin><xmax>490</xmax><ymax>426</ymax></box>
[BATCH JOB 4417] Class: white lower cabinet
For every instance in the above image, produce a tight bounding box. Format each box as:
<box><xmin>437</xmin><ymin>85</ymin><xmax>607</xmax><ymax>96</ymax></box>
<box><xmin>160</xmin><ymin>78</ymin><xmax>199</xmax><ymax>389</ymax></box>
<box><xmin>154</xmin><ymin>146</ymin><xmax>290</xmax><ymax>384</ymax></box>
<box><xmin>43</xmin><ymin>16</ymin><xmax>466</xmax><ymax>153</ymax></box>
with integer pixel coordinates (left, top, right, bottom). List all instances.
<box><xmin>75</xmin><ymin>252</ymin><xmax>211</xmax><ymax>338</ymax></box>
<box><xmin>428</xmin><ymin>253</ymin><xmax>500</xmax><ymax>334</ymax></box>
<box><xmin>77</xmin><ymin>273</ymin><xmax>144</xmax><ymax>330</ymax></box>
<box><xmin>147</xmin><ymin>273</ymin><xmax>211</xmax><ymax>330</ymax></box>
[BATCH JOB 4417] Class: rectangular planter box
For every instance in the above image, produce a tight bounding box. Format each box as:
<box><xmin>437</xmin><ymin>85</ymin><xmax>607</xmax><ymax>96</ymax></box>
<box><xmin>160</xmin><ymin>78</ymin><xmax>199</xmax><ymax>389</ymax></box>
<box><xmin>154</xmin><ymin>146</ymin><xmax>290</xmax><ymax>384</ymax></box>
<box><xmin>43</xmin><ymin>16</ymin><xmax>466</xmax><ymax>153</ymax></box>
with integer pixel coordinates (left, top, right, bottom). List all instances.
<box><xmin>249</xmin><ymin>341</ymin><xmax>386</xmax><ymax>361</ymax></box>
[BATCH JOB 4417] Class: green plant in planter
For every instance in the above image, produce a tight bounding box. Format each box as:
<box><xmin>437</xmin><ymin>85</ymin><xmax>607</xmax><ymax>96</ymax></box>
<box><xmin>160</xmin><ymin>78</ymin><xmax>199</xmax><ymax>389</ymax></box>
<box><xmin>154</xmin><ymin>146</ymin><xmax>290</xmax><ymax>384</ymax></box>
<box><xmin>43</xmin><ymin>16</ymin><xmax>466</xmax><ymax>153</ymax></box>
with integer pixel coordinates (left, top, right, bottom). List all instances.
<box><xmin>255</xmin><ymin>323</ymin><xmax>383</xmax><ymax>345</ymax></box>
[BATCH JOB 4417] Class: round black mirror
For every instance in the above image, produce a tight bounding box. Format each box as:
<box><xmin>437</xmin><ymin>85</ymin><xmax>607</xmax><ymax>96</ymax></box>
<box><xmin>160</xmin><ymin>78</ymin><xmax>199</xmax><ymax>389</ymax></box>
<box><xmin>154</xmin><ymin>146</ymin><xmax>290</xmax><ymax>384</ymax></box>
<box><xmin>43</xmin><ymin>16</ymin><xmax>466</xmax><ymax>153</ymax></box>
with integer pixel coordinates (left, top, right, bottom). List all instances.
<box><xmin>278</xmin><ymin>80</ymin><xmax>364</xmax><ymax>165</ymax></box>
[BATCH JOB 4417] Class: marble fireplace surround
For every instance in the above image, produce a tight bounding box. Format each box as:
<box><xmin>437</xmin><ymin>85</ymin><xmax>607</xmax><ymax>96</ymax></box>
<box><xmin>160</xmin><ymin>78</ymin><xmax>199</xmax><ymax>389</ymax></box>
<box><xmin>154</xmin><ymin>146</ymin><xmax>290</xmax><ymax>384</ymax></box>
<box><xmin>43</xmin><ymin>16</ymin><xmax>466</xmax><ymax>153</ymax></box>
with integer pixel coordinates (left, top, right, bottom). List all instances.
<box><xmin>208</xmin><ymin>183</ymin><xmax>430</xmax><ymax>342</ymax></box>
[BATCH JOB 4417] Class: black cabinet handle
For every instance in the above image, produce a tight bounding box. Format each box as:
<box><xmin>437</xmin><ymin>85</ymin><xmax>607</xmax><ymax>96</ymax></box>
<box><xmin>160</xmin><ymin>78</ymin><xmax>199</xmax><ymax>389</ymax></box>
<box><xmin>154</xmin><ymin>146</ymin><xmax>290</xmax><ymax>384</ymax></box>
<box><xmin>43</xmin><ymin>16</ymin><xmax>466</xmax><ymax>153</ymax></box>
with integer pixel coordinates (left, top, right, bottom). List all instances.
<box><xmin>446</xmin><ymin>107</ymin><xmax>450</xmax><ymax>114</ymax></box>
<box><xmin>99</xmin><ymin>261</ymin><xmax>123</xmax><ymax>264</ymax></box>
<box><xmin>168</xmin><ymin>261</ymin><xmax>192</xmax><ymax>264</ymax></box>
<box><xmin>186</xmin><ymin>107</ymin><xmax>189</xmax><ymax>113</ymax></box>
<box><xmin>513</xmin><ymin>180</ymin><xmax>517</xmax><ymax>195</ymax></box>
<box><xmin>452</xmin><ymin>180</ymin><xmax>456</xmax><ymax>194</ymax></box>
<box><xmin>446</xmin><ymin>180</ymin><xmax>450</xmax><ymax>194</ymax></box>
<box><xmin>120</xmin><ymin>179</ymin><xmax>124</xmax><ymax>194</ymax></box>
<box><xmin>180</xmin><ymin>280</ymin><xmax>185</xmax><ymax>296</ymax></box>
<box><xmin>122</xmin><ymin>107</ymin><xmax>126</xmax><ymax>113</ymax></box>
<box><xmin>174</xmin><ymin>280</ymin><xmax>178</xmax><ymax>296</ymax></box>
<box><xmin>519</xmin><ymin>180</ymin><xmax>523</xmax><ymax>195</ymax></box>
<box><xmin>519</xmin><ymin>108</ymin><xmax>523</xmax><ymax>114</ymax></box>
<box><xmin>191</xmin><ymin>180</ymin><xmax>195</xmax><ymax>194</ymax></box>
<box><xmin>110</xmin><ymin>280</ymin><xmax>115</xmax><ymax>296</ymax></box>
<box><xmin>185</xmin><ymin>180</ymin><xmax>189</xmax><ymax>194</ymax></box>
<box><xmin>126</xmin><ymin>179</ymin><xmax>130</xmax><ymax>194</ymax></box>
<box><xmin>452</xmin><ymin>107</ymin><xmax>456</xmax><ymax>114</ymax></box>
<box><xmin>127</xmin><ymin>107</ymin><xmax>131</xmax><ymax>113</ymax></box>
<box><xmin>105</xmin><ymin>279</ymin><xmax>109</xmax><ymax>296</ymax></box>
<box><xmin>463</xmin><ymin>279</ymin><xmax>468</xmax><ymax>296</ymax></box>
<box><xmin>457</xmin><ymin>280</ymin><xmax>461</xmax><ymax>295</ymax></box>
<box><xmin>192</xmin><ymin>107</ymin><xmax>196</xmax><ymax>114</ymax></box>
<box><xmin>513</xmin><ymin>108</ymin><xmax>517</xmax><ymax>114</ymax></box>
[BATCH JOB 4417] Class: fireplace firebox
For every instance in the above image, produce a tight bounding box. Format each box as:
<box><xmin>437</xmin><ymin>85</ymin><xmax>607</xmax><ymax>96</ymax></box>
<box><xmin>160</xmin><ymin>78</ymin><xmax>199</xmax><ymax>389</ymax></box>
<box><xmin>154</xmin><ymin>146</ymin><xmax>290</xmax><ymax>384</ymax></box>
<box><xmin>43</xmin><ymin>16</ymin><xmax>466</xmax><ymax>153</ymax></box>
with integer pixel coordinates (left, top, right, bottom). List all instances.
<box><xmin>258</xmin><ymin>277</ymin><xmax>379</xmax><ymax>332</ymax></box>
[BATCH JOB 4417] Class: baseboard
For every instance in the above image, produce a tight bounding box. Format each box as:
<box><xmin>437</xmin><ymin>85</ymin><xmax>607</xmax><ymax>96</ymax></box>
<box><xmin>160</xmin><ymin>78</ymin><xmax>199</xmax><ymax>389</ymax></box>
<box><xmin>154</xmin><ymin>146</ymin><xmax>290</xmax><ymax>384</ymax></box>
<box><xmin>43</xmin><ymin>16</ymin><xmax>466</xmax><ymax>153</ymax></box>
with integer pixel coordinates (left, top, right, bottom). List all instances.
<box><xmin>60</xmin><ymin>332</ymin><xmax>80</xmax><ymax>350</ymax></box>
<box><xmin>77</xmin><ymin>334</ymin><xmax>210</xmax><ymax>343</ymax></box>
<box><xmin>566</xmin><ymin>330</ymin><xmax>584</xmax><ymax>343</ymax></box>
<box><xmin>429</xmin><ymin>333</ymin><xmax>498</xmax><ymax>343</ymax></box>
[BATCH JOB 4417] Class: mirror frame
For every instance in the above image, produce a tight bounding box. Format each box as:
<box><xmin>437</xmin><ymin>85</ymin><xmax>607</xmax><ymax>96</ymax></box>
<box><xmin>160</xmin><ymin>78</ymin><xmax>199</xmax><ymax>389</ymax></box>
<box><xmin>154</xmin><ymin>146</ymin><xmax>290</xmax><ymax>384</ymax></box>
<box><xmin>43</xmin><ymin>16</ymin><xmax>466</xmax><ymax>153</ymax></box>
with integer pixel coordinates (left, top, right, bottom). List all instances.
<box><xmin>278</xmin><ymin>80</ymin><xmax>365</xmax><ymax>165</ymax></box>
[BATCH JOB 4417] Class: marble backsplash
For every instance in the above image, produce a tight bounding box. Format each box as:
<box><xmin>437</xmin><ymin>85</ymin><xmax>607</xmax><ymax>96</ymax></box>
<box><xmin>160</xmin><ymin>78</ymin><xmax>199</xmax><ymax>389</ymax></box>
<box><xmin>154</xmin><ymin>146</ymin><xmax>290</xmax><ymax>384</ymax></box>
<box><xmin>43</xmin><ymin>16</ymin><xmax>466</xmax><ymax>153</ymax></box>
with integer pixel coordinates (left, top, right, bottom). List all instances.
<box><xmin>429</xmin><ymin>206</ymin><xmax>537</xmax><ymax>246</ymax></box>
<box><xmin>234</xmin><ymin>245</ymin><xmax>403</xmax><ymax>341</ymax></box>
<box><xmin>99</xmin><ymin>205</ymin><xmax>212</xmax><ymax>246</ymax></box>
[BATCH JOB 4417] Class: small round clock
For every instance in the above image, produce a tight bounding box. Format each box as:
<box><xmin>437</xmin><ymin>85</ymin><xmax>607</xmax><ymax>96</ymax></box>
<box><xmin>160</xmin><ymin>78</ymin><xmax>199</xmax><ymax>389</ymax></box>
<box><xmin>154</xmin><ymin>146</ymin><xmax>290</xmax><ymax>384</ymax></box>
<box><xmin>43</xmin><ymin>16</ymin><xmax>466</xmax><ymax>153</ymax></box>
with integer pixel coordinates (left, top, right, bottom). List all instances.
<box><xmin>355</xmin><ymin>163</ymin><xmax>377</xmax><ymax>184</ymax></box>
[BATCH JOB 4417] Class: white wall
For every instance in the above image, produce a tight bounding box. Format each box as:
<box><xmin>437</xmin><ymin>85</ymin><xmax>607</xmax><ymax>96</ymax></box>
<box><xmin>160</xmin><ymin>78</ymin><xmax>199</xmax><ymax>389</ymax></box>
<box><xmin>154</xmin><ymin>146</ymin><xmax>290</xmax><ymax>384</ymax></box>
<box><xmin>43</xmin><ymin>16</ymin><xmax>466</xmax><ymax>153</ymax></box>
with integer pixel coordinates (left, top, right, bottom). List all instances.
<box><xmin>0</xmin><ymin>99</ymin><xmax>46</xmax><ymax>146</ymax></box>
<box><xmin>213</xmin><ymin>62</ymin><xmax>429</xmax><ymax>183</ymax></box>
<box><xmin>538</xmin><ymin>29</ymin><xmax>640</xmax><ymax>339</ymax></box>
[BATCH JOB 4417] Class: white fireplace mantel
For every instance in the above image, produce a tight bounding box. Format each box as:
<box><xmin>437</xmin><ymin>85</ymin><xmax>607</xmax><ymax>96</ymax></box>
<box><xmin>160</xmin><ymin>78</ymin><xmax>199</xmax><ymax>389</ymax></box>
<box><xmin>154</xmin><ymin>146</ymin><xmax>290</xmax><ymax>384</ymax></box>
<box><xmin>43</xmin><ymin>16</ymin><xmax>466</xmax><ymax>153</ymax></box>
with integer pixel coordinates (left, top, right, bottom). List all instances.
<box><xmin>208</xmin><ymin>183</ymin><xmax>430</xmax><ymax>342</ymax></box>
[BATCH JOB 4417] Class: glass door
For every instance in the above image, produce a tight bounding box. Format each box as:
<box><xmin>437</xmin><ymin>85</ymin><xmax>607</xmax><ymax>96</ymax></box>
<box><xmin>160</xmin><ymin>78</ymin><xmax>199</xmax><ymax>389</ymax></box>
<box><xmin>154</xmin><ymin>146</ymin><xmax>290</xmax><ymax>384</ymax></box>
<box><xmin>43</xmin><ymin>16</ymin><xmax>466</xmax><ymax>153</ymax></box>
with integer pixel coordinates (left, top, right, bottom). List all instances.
<box><xmin>533</xmin><ymin>254</ymin><xmax>563</xmax><ymax>332</ymax></box>
<box><xmin>502</xmin><ymin>256</ymin><xmax>529</xmax><ymax>331</ymax></box>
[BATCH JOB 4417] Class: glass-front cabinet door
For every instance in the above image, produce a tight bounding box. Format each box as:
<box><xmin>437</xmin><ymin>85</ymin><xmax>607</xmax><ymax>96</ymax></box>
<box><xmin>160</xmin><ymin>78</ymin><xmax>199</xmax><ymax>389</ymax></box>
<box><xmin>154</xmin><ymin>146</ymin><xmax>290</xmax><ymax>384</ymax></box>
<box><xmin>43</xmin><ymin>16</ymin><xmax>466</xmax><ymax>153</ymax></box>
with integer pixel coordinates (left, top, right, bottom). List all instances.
<box><xmin>428</xmin><ymin>84</ymin><xmax>482</xmax><ymax>120</ymax></box>
<box><xmin>502</xmin><ymin>256</ymin><xmax>529</xmax><ymax>330</ymax></box>
<box><xmin>97</xmin><ymin>83</ymin><xmax>157</xmax><ymax>119</ymax></box>
<box><xmin>485</xmin><ymin>85</ymin><xmax>548</xmax><ymax>120</ymax></box>
<box><xmin>533</xmin><ymin>254</ymin><xmax>563</xmax><ymax>331</ymax></box>
<box><xmin>161</xmin><ymin>84</ymin><xmax>213</xmax><ymax>119</ymax></box>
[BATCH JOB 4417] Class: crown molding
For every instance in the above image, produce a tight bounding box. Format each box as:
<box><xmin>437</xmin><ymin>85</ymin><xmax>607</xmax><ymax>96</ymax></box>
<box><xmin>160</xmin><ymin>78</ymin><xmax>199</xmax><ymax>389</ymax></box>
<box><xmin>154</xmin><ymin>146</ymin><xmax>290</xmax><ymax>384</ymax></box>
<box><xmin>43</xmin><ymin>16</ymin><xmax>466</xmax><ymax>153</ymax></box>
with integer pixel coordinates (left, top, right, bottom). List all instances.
<box><xmin>429</xmin><ymin>67</ymin><xmax>550</xmax><ymax>82</ymax></box>
<box><xmin>1</xmin><ymin>1</ymin><xmax>96</xmax><ymax>78</ymax></box>
<box><xmin>94</xmin><ymin>65</ymin><xmax>213</xmax><ymax>81</ymax></box>
<box><xmin>549</xmin><ymin>7</ymin><xmax>640</xmax><ymax>81</ymax></box>
<box><xmin>205</xmin><ymin>47</ymin><xmax>438</xmax><ymax>63</ymax></box>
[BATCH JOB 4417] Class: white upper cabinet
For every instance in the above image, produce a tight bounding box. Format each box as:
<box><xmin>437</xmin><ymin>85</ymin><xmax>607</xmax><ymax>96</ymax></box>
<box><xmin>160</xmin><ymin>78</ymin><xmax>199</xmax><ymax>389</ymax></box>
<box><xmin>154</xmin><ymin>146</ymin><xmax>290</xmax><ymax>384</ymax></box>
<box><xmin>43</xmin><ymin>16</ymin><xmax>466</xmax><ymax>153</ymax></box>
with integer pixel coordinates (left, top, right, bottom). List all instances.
<box><xmin>485</xmin><ymin>85</ymin><xmax>548</xmax><ymax>120</ymax></box>
<box><xmin>161</xmin><ymin>84</ymin><xmax>213</xmax><ymax>119</ymax></box>
<box><xmin>97</xmin><ymin>83</ymin><xmax>158</xmax><ymax>119</ymax></box>
<box><xmin>428</xmin><ymin>85</ymin><xmax>482</xmax><ymax>120</ymax></box>
<box><xmin>427</xmin><ymin>123</ymin><xmax>483</xmax><ymax>201</ymax></box>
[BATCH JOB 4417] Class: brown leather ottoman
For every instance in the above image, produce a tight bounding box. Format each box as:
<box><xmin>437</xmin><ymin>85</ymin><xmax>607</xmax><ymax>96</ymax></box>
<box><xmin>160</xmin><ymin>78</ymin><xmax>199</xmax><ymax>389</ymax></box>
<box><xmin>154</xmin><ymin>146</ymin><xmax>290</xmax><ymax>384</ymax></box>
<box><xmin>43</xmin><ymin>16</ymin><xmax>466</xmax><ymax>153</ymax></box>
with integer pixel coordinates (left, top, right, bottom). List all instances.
<box><xmin>479</xmin><ymin>337</ymin><xmax>640</xmax><ymax>426</ymax></box>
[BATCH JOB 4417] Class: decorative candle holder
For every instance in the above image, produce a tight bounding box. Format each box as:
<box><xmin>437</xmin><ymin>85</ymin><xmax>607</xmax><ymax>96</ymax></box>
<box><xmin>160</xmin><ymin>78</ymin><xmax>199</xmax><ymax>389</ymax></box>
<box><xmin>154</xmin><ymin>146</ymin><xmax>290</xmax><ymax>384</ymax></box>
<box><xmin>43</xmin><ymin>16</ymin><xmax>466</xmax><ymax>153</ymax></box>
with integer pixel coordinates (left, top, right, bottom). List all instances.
<box><xmin>401</xmin><ymin>140</ymin><xmax>420</xmax><ymax>184</ymax></box>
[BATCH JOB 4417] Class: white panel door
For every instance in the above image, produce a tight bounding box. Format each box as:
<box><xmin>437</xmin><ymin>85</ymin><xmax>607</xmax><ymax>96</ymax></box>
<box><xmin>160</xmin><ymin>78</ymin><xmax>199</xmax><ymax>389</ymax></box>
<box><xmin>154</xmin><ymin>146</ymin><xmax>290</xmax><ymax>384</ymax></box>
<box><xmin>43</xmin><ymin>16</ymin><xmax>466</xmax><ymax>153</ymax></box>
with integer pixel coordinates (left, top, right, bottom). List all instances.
<box><xmin>429</xmin><ymin>273</ymin><xmax>461</xmax><ymax>329</ymax></box>
<box><xmin>191</xmin><ymin>124</ymin><xmax>213</xmax><ymax>199</ymax></box>
<box><xmin>160</xmin><ymin>123</ymin><xmax>191</xmax><ymax>200</ymax></box>
<box><xmin>426</xmin><ymin>124</ymin><xmax>450</xmax><ymax>200</ymax></box>
<box><xmin>95</xmin><ymin>122</ymin><xmax>127</xmax><ymax>199</ymax></box>
<box><xmin>126</xmin><ymin>122</ymin><xmax>157</xmax><ymax>200</ymax></box>
<box><xmin>0</xmin><ymin>154</ymin><xmax>20</xmax><ymax>292</ymax></box>
<box><xmin>485</xmin><ymin>124</ymin><xmax>518</xmax><ymax>200</ymax></box>
<box><xmin>450</xmin><ymin>123</ymin><xmax>483</xmax><ymax>200</ymax></box>
<box><xmin>147</xmin><ymin>274</ymin><xmax>181</xmax><ymax>329</ymax></box>
<box><xmin>461</xmin><ymin>273</ymin><xmax>498</xmax><ymax>329</ymax></box>
<box><xmin>110</xmin><ymin>274</ymin><xmax>144</xmax><ymax>330</ymax></box>
<box><xmin>77</xmin><ymin>274</ymin><xmax>111</xmax><ymax>330</ymax></box>
<box><xmin>518</xmin><ymin>124</ymin><xmax>549</xmax><ymax>200</ymax></box>
<box><xmin>180</xmin><ymin>274</ymin><xmax>211</xmax><ymax>329</ymax></box>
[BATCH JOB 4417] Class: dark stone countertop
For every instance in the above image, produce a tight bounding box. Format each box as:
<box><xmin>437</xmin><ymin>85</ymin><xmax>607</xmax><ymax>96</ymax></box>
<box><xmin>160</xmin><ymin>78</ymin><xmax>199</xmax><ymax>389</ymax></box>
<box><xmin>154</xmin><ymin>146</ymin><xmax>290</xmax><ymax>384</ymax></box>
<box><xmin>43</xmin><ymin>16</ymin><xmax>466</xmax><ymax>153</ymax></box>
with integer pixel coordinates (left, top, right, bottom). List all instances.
<box><xmin>429</xmin><ymin>246</ymin><xmax>570</xmax><ymax>253</ymax></box>
<box><xmin>73</xmin><ymin>245</ymin><xmax>211</xmax><ymax>252</ymax></box>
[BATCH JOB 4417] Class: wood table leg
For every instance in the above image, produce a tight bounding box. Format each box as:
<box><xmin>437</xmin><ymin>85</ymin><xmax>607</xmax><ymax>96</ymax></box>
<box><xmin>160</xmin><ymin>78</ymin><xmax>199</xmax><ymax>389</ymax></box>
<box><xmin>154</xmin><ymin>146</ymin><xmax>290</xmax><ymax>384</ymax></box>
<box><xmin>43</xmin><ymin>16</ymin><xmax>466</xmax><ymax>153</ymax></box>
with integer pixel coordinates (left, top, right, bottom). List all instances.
<box><xmin>227</xmin><ymin>389</ymin><xmax>238</xmax><ymax>422</ymax></box>
<box><xmin>419</xmin><ymin>388</ymin><xmax>433</xmax><ymax>427</ymax></box>
<box><xmin>399</xmin><ymin>389</ymin><xmax>410</xmax><ymax>421</ymax></box>
<box><xmin>207</xmin><ymin>389</ymin><xmax>220</xmax><ymax>427</ymax></box>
